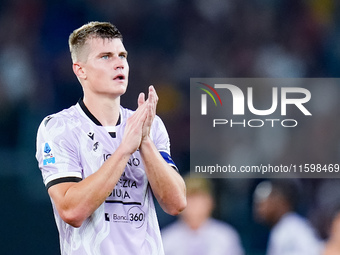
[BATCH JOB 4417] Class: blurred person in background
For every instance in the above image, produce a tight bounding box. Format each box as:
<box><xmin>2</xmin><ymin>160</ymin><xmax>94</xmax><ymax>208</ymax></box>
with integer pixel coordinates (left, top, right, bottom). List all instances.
<box><xmin>253</xmin><ymin>179</ymin><xmax>322</xmax><ymax>255</ymax></box>
<box><xmin>322</xmin><ymin>204</ymin><xmax>340</xmax><ymax>255</ymax></box>
<box><xmin>162</xmin><ymin>176</ymin><xmax>244</xmax><ymax>255</ymax></box>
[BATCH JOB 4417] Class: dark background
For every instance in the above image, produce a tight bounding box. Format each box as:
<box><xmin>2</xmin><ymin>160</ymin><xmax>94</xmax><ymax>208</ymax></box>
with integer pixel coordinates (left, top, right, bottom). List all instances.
<box><xmin>1</xmin><ymin>0</ymin><xmax>340</xmax><ymax>254</ymax></box>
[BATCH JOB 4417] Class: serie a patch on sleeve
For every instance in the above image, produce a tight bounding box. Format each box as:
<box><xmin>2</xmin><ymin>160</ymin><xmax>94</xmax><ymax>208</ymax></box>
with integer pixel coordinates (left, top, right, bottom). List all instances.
<box><xmin>42</xmin><ymin>141</ymin><xmax>56</xmax><ymax>166</ymax></box>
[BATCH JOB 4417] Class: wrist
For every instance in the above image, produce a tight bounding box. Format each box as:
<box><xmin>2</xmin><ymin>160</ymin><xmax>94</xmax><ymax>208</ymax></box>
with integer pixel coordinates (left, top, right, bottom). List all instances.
<box><xmin>139</xmin><ymin>136</ymin><xmax>153</xmax><ymax>152</ymax></box>
<box><xmin>117</xmin><ymin>143</ymin><xmax>135</xmax><ymax>158</ymax></box>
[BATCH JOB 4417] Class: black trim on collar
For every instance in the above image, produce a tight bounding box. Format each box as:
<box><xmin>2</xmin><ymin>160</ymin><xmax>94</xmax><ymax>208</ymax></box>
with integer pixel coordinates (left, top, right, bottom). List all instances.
<box><xmin>78</xmin><ymin>98</ymin><xmax>121</xmax><ymax>126</ymax></box>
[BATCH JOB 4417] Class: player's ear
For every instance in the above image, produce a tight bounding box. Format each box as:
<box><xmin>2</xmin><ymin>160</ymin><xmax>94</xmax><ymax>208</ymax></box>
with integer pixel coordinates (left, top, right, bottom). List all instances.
<box><xmin>73</xmin><ymin>62</ymin><xmax>86</xmax><ymax>79</ymax></box>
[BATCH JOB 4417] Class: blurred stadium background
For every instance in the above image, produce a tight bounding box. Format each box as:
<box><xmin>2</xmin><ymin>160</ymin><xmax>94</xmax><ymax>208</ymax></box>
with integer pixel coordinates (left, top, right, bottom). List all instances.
<box><xmin>1</xmin><ymin>0</ymin><xmax>340</xmax><ymax>254</ymax></box>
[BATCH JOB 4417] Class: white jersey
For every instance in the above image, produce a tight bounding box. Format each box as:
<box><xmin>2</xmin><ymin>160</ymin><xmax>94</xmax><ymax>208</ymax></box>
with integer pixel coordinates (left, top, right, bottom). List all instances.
<box><xmin>162</xmin><ymin>218</ymin><xmax>244</xmax><ymax>255</ymax></box>
<box><xmin>36</xmin><ymin>99</ymin><xmax>177</xmax><ymax>255</ymax></box>
<box><xmin>267</xmin><ymin>212</ymin><xmax>322</xmax><ymax>255</ymax></box>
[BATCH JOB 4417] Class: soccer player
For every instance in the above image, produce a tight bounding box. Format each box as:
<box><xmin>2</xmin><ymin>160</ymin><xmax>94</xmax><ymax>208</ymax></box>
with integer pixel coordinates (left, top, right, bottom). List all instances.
<box><xmin>253</xmin><ymin>179</ymin><xmax>322</xmax><ymax>255</ymax></box>
<box><xmin>35</xmin><ymin>21</ymin><xmax>186</xmax><ymax>255</ymax></box>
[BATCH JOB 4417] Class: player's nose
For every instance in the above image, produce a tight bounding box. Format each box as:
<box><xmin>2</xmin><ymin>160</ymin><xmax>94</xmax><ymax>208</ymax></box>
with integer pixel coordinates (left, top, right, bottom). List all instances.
<box><xmin>114</xmin><ymin>57</ymin><xmax>125</xmax><ymax>70</ymax></box>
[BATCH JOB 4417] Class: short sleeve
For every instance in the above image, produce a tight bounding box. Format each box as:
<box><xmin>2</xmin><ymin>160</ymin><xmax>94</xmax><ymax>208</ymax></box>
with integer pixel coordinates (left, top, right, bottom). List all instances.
<box><xmin>151</xmin><ymin>115</ymin><xmax>178</xmax><ymax>171</ymax></box>
<box><xmin>36</xmin><ymin>115</ymin><xmax>83</xmax><ymax>189</ymax></box>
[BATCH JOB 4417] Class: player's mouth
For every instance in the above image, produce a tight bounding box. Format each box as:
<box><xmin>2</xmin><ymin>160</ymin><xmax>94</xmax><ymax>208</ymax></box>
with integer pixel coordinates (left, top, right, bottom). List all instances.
<box><xmin>113</xmin><ymin>74</ymin><xmax>125</xmax><ymax>81</ymax></box>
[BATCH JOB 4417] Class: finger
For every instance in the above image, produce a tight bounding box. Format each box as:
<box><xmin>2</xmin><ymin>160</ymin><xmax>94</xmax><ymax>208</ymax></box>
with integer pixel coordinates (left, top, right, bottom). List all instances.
<box><xmin>149</xmin><ymin>85</ymin><xmax>158</xmax><ymax>99</ymax></box>
<box><xmin>130</xmin><ymin>98</ymin><xmax>148</xmax><ymax>126</ymax></box>
<box><xmin>135</xmin><ymin>102</ymin><xmax>148</xmax><ymax>122</ymax></box>
<box><xmin>147</xmin><ymin>86</ymin><xmax>154</xmax><ymax>106</ymax></box>
<box><xmin>138</xmin><ymin>92</ymin><xmax>145</xmax><ymax>108</ymax></box>
<box><xmin>148</xmin><ymin>86</ymin><xmax>158</xmax><ymax>115</ymax></box>
<box><xmin>127</xmin><ymin>108</ymin><xmax>147</xmax><ymax>138</ymax></box>
<box><xmin>144</xmin><ymin>100</ymin><xmax>154</xmax><ymax>128</ymax></box>
<box><xmin>150</xmin><ymin>85</ymin><xmax>159</xmax><ymax>105</ymax></box>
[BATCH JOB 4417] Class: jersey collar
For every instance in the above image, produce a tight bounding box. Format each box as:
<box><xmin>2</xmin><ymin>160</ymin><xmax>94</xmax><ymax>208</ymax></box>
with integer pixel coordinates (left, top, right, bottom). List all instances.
<box><xmin>77</xmin><ymin>98</ymin><xmax>121</xmax><ymax>126</ymax></box>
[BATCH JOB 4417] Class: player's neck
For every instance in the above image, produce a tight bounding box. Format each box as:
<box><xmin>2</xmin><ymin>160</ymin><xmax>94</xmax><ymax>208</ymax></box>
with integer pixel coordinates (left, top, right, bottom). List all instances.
<box><xmin>83</xmin><ymin>94</ymin><xmax>121</xmax><ymax>126</ymax></box>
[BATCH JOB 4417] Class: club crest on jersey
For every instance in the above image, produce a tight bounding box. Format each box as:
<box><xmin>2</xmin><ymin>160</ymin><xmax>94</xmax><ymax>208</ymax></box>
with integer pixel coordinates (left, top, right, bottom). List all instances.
<box><xmin>42</xmin><ymin>142</ymin><xmax>55</xmax><ymax>165</ymax></box>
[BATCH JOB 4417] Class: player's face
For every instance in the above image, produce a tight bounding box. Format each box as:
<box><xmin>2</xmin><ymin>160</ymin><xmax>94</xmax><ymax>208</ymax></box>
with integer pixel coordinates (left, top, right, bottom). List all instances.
<box><xmin>81</xmin><ymin>37</ymin><xmax>129</xmax><ymax>97</ymax></box>
<box><xmin>180</xmin><ymin>193</ymin><xmax>213</xmax><ymax>230</ymax></box>
<box><xmin>254</xmin><ymin>194</ymin><xmax>279</xmax><ymax>226</ymax></box>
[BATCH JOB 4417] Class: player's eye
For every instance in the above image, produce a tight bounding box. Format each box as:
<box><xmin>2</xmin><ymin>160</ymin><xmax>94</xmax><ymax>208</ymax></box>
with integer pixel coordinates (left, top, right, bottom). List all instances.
<box><xmin>101</xmin><ymin>55</ymin><xmax>109</xmax><ymax>60</ymax></box>
<box><xmin>119</xmin><ymin>53</ymin><xmax>127</xmax><ymax>59</ymax></box>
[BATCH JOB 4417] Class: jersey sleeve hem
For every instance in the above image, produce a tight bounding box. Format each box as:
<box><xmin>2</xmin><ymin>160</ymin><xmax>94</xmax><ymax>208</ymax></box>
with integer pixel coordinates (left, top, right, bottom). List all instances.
<box><xmin>46</xmin><ymin>177</ymin><xmax>82</xmax><ymax>190</ymax></box>
<box><xmin>45</xmin><ymin>172</ymin><xmax>83</xmax><ymax>190</ymax></box>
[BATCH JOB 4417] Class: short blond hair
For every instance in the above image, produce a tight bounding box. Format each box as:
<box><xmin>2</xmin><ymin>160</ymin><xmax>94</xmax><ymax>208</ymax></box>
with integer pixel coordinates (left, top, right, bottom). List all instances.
<box><xmin>184</xmin><ymin>175</ymin><xmax>213</xmax><ymax>197</ymax></box>
<box><xmin>68</xmin><ymin>21</ymin><xmax>122</xmax><ymax>62</ymax></box>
